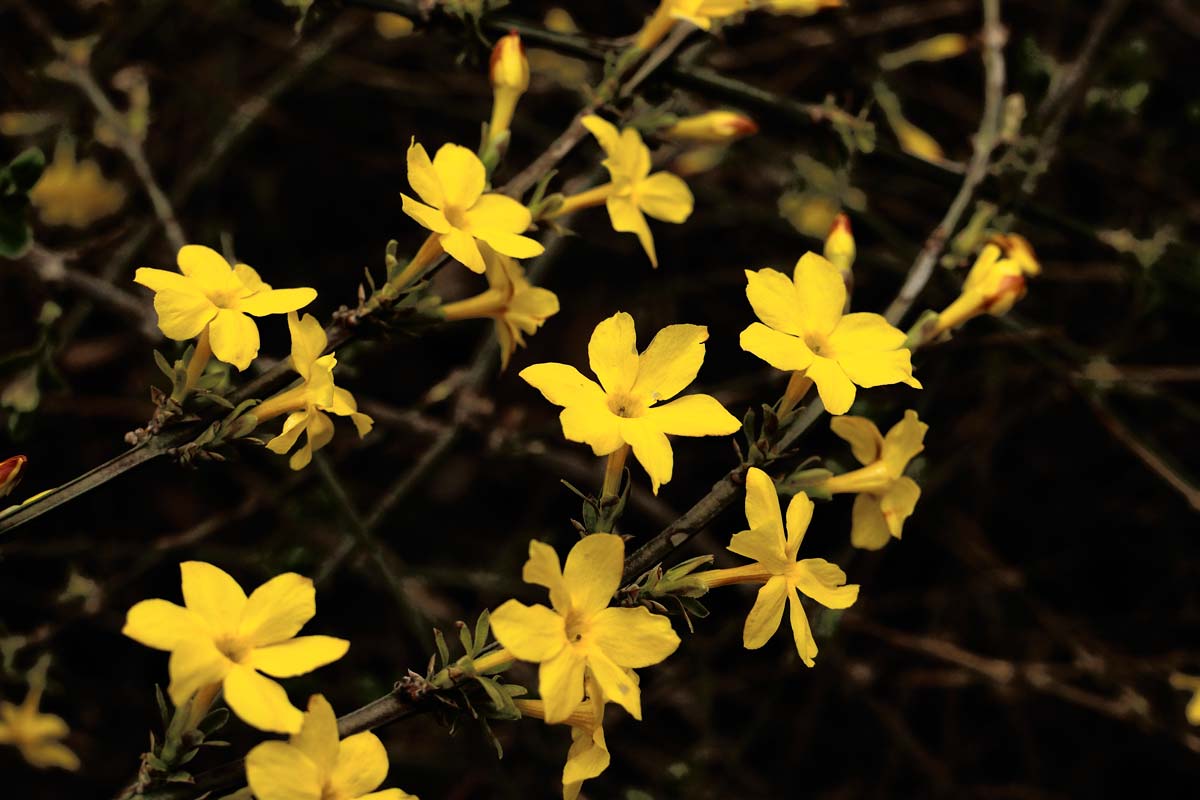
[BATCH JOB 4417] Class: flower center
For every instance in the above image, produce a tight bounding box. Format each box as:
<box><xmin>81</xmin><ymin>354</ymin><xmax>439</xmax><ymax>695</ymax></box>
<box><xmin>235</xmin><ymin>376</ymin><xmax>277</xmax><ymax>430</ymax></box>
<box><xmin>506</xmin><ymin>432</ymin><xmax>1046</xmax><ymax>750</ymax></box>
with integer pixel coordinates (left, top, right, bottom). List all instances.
<box><xmin>804</xmin><ymin>333</ymin><xmax>833</xmax><ymax>357</ymax></box>
<box><xmin>564</xmin><ymin>609</ymin><xmax>592</xmax><ymax>646</ymax></box>
<box><xmin>606</xmin><ymin>392</ymin><xmax>645</xmax><ymax>418</ymax></box>
<box><xmin>215</xmin><ymin>635</ymin><xmax>253</xmax><ymax>664</ymax></box>
<box><xmin>444</xmin><ymin>204</ymin><xmax>471</xmax><ymax>230</ymax></box>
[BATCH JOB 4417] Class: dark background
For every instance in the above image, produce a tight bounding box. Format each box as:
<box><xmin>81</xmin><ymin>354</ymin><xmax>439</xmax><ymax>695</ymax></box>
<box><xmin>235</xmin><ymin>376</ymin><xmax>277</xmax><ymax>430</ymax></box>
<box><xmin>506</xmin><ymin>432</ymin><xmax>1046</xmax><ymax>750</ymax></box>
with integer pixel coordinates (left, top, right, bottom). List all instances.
<box><xmin>1</xmin><ymin>0</ymin><xmax>1198</xmax><ymax>797</ymax></box>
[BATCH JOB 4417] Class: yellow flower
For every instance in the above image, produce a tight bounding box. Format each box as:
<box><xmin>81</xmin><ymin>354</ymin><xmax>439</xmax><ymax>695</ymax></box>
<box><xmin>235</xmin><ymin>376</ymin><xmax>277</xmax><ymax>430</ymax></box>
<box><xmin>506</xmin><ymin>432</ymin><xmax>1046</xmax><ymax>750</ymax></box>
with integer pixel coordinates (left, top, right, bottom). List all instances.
<box><xmin>400</xmin><ymin>140</ymin><xmax>544</xmax><ymax>274</ymax></box>
<box><xmin>721</xmin><ymin>467</ymin><xmax>858</xmax><ymax>665</ymax></box>
<box><xmin>373</xmin><ymin>12</ymin><xmax>414</xmax><ymax>39</ymax></box>
<box><xmin>1169</xmin><ymin>673</ymin><xmax>1200</xmax><ymax>725</ymax></box>
<box><xmin>488</xmin><ymin>32</ymin><xmax>529</xmax><ymax>146</ymax></box>
<box><xmin>29</xmin><ymin>138</ymin><xmax>124</xmax><ymax>228</ymax></box>
<box><xmin>756</xmin><ymin>0</ymin><xmax>843</xmax><ymax>13</ymax></box>
<box><xmin>439</xmin><ymin>244</ymin><xmax>560</xmax><ymax>370</ymax></box>
<box><xmin>579</xmin><ymin>115</ymin><xmax>693</xmax><ymax>268</ymax></box>
<box><xmin>823</xmin><ymin>212</ymin><xmax>855</xmax><ymax>278</ymax></box>
<box><xmin>0</xmin><ymin>454</ymin><xmax>27</xmax><ymax>498</ymax></box>
<box><xmin>491</xmin><ymin>534</ymin><xmax>680</xmax><ymax>723</ymax></box>
<box><xmin>520</xmin><ymin>312</ymin><xmax>739</xmax><ymax>494</ymax></box>
<box><xmin>0</xmin><ymin>667</ymin><xmax>79</xmax><ymax>771</ymax></box>
<box><xmin>256</xmin><ymin>313</ymin><xmax>374</xmax><ymax>471</ymax></box>
<box><xmin>134</xmin><ymin>245</ymin><xmax>317</xmax><ymax>371</ymax></box>
<box><xmin>740</xmin><ymin>252</ymin><xmax>920</xmax><ymax>415</ymax></box>
<box><xmin>634</xmin><ymin>1</ymin><xmax>749</xmax><ymax>50</ymax></box>
<box><xmin>821</xmin><ymin>410</ymin><xmax>927</xmax><ymax>550</ymax></box>
<box><xmin>514</xmin><ymin>674</ymin><xmax>612</xmax><ymax>800</ymax></box>
<box><xmin>122</xmin><ymin>561</ymin><xmax>349</xmax><ymax>734</ymax></box>
<box><xmin>930</xmin><ymin>237</ymin><xmax>1040</xmax><ymax>336</ymax></box>
<box><xmin>246</xmin><ymin>694</ymin><xmax>418</xmax><ymax>800</ymax></box>
<box><xmin>661</xmin><ymin>110</ymin><xmax>758</xmax><ymax>144</ymax></box>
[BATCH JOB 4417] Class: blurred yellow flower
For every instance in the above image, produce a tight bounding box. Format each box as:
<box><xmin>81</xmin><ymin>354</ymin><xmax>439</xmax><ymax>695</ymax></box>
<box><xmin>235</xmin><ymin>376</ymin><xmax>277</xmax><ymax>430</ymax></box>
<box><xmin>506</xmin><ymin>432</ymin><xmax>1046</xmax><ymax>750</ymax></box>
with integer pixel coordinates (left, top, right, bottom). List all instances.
<box><xmin>488</xmin><ymin>32</ymin><xmax>529</xmax><ymax>147</ymax></box>
<box><xmin>0</xmin><ymin>664</ymin><xmax>79</xmax><ymax>771</ymax></box>
<box><xmin>634</xmin><ymin>1</ymin><xmax>750</xmax><ymax>50</ymax></box>
<box><xmin>514</xmin><ymin>674</ymin><xmax>612</xmax><ymax>800</ymax></box>
<box><xmin>822</xmin><ymin>410</ymin><xmax>927</xmax><ymax>549</ymax></box>
<box><xmin>28</xmin><ymin>138</ymin><xmax>124</xmax><ymax>228</ymax></box>
<box><xmin>702</xmin><ymin>468</ymin><xmax>859</xmax><ymax>665</ymax></box>
<box><xmin>576</xmin><ymin>115</ymin><xmax>693</xmax><ymax>268</ymax></box>
<box><xmin>122</xmin><ymin>561</ymin><xmax>348</xmax><ymax>734</ymax></box>
<box><xmin>1169</xmin><ymin>673</ymin><xmax>1200</xmax><ymax>725</ymax></box>
<box><xmin>255</xmin><ymin>312</ymin><xmax>373</xmax><ymax>471</ymax></box>
<box><xmin>740</xmin><ymin>253</ymin><xmax>920</xmax><ymax>415</ymax></box>
<box><xmin>520</xmin><ymin>312</ymin><xmax>739</xmax><ymax>494</ymax></box>
<box><xmin>134</xmin><ymin>245</ymin><xmax>316</xmax><ymax>371</ymax></box>
<box><xmin>930</xmin><ymin>236</ymin><xmax>1040</xmax><ymax>336</ymax></box>
<box><xmin>661</xmin><ymin>110</ymin><xmax>758</xmax><ymax>144</ymax></box>
<box><xmin>246</xmin><ymin>694</ymin><xmax>418</xmax><ymax>800</ymax></box>
<box><xmin>757</xmin><ymin>0</ymin><xmax>843</xmax><ymax>13</ymax></box>
<box><xmin>401</xmin><ymin>141</ymin><xmax>544</xmax><ymax>274</ymax></box>
<box><xmin>373</xmin><ymin>12</ymin><xmax>414</xmax><ymax>39</ymax></box>
<box><xmin>491</xmin><ymin>534</ymin><xmax>680</xmax><ymax>723</ymax></box>
<box><xmin>439</xmin><ymin>244</ymin><xmax>559</xmax><ymax>370</ymax></box>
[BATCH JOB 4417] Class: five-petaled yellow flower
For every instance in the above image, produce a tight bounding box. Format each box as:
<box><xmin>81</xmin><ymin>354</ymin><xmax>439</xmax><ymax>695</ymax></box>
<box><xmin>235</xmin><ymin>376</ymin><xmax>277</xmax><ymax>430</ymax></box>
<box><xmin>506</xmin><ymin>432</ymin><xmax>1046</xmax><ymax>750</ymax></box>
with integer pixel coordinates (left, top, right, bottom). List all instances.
<box><xmin>821</xmin><ymin>410</ymin><xmax>927</xmax><ymax>550</ymax></box>
<box><xmin>401</xmin><ymin>140</ymin><xmax>544</xmax><ymax>274</ymax></box>
<box><xmin>723</xmin><ymin>467</ymin><xmax>859</xmax><ymax>665</ymax></box>
<box><xmin>134</xmin><ymin>245</ymin><xmax>317</xmax><ymax>371</ymax></box>
<box><xmin>123</xmin><ymin>561</ymin><xmax>349</xmax><ymax>734</ymax></box>
<box><xmin>740</xmin><ymin>252</ymin><xmax>920</xmax><ymax>415</ymax></box>
<box><xmin>439</xmin><ymin>243</ymin><xmax>560</xmax><ymax>370</ymax></box>
<box><xmin>515</xmin><ymin>673</ymin><xmax>613</xmax><ymax>800</ymax></box>
<box><xmin>491</xmin><ymin>534</ymin><xmax>680</xmax><ymax>723</ymax></box>
<box><xmin>254</xmin><ymin>312</ymin><xmax>374</xmax><ymax>471</ymax></box>
<box><xmin>580</xmin><ymin>115</ymin><xmax>693</xmax><ymax>268</ymax></box>
<box><xmin>930</xmin><ymin>235</ymin><xmax>1040</xmax><ymax>337</ymax></box>
<box><xmin>520</xmin><ymin>312</ymin><xmax>739</xmax><ymax>494</ymax></box>
<box><xmin>246</xmin><ymin>694</ymin><xmax>418</xmax><ymax>800</ymax></box>
<box><xmin>29</xmin><ymin>138</ymin><xmax>125</xmax><ymax>228</ymax></box>
<box><xmin>0</xmin><ymin>667</ymin><xmax>80</xmax><ymax>771</ymax></box>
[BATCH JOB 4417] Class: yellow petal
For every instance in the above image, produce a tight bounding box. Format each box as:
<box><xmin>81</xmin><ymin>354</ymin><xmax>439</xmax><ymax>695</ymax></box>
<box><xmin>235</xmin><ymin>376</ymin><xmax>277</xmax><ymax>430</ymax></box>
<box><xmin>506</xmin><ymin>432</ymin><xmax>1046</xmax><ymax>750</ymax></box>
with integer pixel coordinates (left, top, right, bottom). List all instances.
<box><xmin>123</xmin><ymin>599</ymin><xmax>206</xmax><ymax>651</ymax></box>
<box><xmin>267</xmin><ymin>411</ymin><xmax>310</xmax><ymax>456</ymax></box>
<box><xmin>287</xmin><ymin>312</ymin><xmax>327</xmax><ymax>381</ymax></box>
<box><xmin>786</xmin><ymin>590</ymin><xmax>819</xmax><ymax>667</ymax></box>
<box><xmin>134</xmin><ymin>267</ymin><xmax>199</xmax><ymax>295</ymax></box>
<box><xmin>561</xmin><ymin>533</ymin><xmax>624</xmax><ymax>616</ymax></box>
<box><xmin>167</xmin><ymin>639</ymin><xmax>231</xmax><ymax>708</ymax></box>
<box><xmin>581</xmin><ymin>115</ymin><xmax>621</xmax><ymax>157</ymax></box>
<box><xmin>827</xmin><ymin>311</ymin><xmax>906</xmax><ymax>352</ymax></box>
<box><xmin>644</xmin><ymin>394</ymin><xmax>739</xmax><ymax>437</ymax></box>
<box><xmin>539</xmin><ymin>647</ymin><xmax>587</xmax><ymax>724</ymax></box>
<box><xmin>522</xmin><ymin>540</ymin><xmax>569</xmax><ymax>613</ymax></box>
<box><xmin>239</xmin><ymin>287</ymin><xmax>318</xmax><ymax>317</ymax></box>
<box><xmin>439</xmin><ymin>227</ymin><xmax>486</xmax><ymax>274</ymax></box>
<box><xmin>406</xmin><ymin>140</ymin><xmax>444</xmax><ymax>208</ymax></box>
<box><xmin>880</xmin><ymin>475</ymin><xmax>921</xmax><ymax>538</ymax></box>
<box><xmin>490</xmin><ymin>600</ymin><xmax>567</xmax><ymax>662</ymax></box>
<box><xmin>245</xmin><ymin>740</ymin><xmax>322</xmax><ymax>800</ymax></box>
<box><xmin>586</xmin><ymin>649</ymin><xmax>641</xmax><ymax>719</ymax></box>
<box><xmin>152</xmin><ymin>290</ymin><xmax>217</xmax><ymax>341</ymax></box>
<box><xmin>239</xmin><ymin>572</ymin><xmax>316</xmax><ymax>646</ymax></box>
<box><xmin>563</xmin><ymin>722</ymin><xmax>609</xmax><ymax>786</ymax></box>
<box><xmin>432</xmin><ymin>143</ymin><xmax>485</xmax><ymax>209</ymax></box>
<box><xmin>739</xmin><ymin>323</ymin><xmax>813</xmax><ymax>372</ymax></box>
<box><xmin>829</xmin><ymin>415</ymin><xmax>884</xmax><ymax>466</ymax></box>
<box><xmin>792</xmin><ymin>252</ymin><xmax>845</xmax><ymax>336</ymax></box>
<box><xmin>742</xmin><ymin>467</ymin><xmax>784</xmax><ymax>545</ymax></box>
<box><xmin>783</xmin><ymin>490</ymin><xmax>815</xmax><ymax>557</ymax></box>
<box><xmin>181</xmin><ymin>561</ymin><xmax>247</xmax><ymax>636</ymax></box>
<box><xmin>22</xmin><ymin>739</ymin><xmax>80</xmax><ymax>771</ymax></box>
<box><xmin>560</xmin><ymin>403</ymin><xmax>625</xmax><ymax>455</ymax></box>
<box><xmin>519</xmin><ymin>363</ymin><xmax>607</xmax><ymax>408</ymax></box>
<box><xmin>224</xmin><ymin>665</ymin><xmax>304</xmax><ymax>734</ymax></box>
<box><xmin>587</xmin><ymin>311</ymin><xmax>639</xmax><ymax>395</ymax></box>
<box><xmin>208</xmin><ymin>309</ymin><xmax>261</xmax><ymax>371</ymax></box>
<box><xmin>795</xmin><ymin>558</ymin><xmax>858</xmax><ymax>609</ymax></box>
<box><xmin>806</xmin><ymin>355</ymin><xmax>856</xmax><ymax>415</ymax></box>
<box><xmin>465</xmin><ymin>193</ymin><xmax>532</xmax><ymax>233</ymax></box>
<box><xmin>292</xmin><ymin>409</ymin><xmax>335</xmax><ymax>470</ymax></box>
<box><xmin>401</xmin><ymin>194</ymin><xmax>451</xmax><ymax>233</ymax></box>
<box><xmin>745</xmin><ymin>267</ymin><xmax>803</xmax><ymax>335</ymax></box>
<box><xmin>630</xmin><ymin>323</ymin><xmax>707</xmax><ymax>402</ymax></box>
<box><xmin>881</xmin><ymin>410</ymin><xmax>927</xmax><ymax>479</ymax></box>
<box><xmin>252</xmin><ymin>636</ymin><xmax>348</xmax><ymax>677</ymax></box>
<box><xmin>474</xmin><ymin>228</ymin><xmax>545</xmax><ymax>259</ymax></box>
<box><xmin>836</xmin><ymin>348</ymin><xmax>920</xmax><ymax>390</ymax></box>
<box><xmin>291</xmin><ymin>694</ymin><xmax>338</xmax><ymax>780</ymax></box>
<box><xmin>591</xmin><ymin>606</ymin><xmax>680</xmax><ymax>667</ymax></box>
<box><xmin>727</xmin><ymin>525</ymin><xmax>789</xmax><ymax>573</ymax></box>
<box><xmin>177</xmin><ymin>244</ymin><xmax>236</xmax><ymax>291</ymax></box>
<box><xmin>606</xmin><ymin>195</ymin><xmax>657</xmax><ymax>267</ymax></box>
<box><xmin>636</xmin><ymin>171</ymin><xmax>693</xmax><ymax>223</ymax></box>
<box><xmin>850</xmin><ymin>493</ymin><xmax>891</xmax><ymax>550</ymax></box>
<box><xmin>743</xmin><ymin>575</ymin><xmax>788</xmax><ymax>649</ymax></box>
<box><xmin>329</xmin><ymin>731</ymin><xmax>390</xmax><ymax>797</ymax></box>
<box><xmin>234</xmin><ymin>263</ymin><xmax>269</xmax><ymax>292</ymax></box>
<box><xmin>619</xmin><ymin>417</ymin><xmax>673</xmax><ymax>494</ymax></box>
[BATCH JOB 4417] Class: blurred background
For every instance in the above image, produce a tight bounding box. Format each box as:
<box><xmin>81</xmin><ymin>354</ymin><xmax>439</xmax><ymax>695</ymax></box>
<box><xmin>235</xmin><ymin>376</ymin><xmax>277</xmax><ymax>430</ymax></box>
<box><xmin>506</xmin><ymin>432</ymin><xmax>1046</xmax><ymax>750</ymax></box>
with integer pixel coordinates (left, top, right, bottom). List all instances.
<box><xmin>1</xmin><ymin>0</ymin><xmax>1198</xmax><ymax>797</ymax></box>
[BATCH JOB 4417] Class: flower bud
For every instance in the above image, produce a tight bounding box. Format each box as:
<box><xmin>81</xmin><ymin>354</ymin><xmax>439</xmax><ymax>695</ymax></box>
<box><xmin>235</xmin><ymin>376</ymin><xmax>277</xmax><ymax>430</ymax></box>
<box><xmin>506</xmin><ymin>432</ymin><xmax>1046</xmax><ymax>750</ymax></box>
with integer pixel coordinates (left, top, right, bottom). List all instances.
<box><xmin>930</xmin><ymin>242</ymin><xmax>1030</xmax><ymax>335</ymax></box>
<box><xmin>487</xmin><ymin>32</ymin><xmax>529</xmax><ymax>152</ymax></box>
<box><xmin>823</xmin><ymin>213</ymin><xmax>856</xmax><ymax>278</ymax></box>
<box><xmin>662</xmin><ymin>111</ymin><xmax>758</xmax><ymax>144</ymax></box>
<box><xmin>0</xmin><ymin>455</ymin><xmax>27</xmax><ymax>498</ymax></box>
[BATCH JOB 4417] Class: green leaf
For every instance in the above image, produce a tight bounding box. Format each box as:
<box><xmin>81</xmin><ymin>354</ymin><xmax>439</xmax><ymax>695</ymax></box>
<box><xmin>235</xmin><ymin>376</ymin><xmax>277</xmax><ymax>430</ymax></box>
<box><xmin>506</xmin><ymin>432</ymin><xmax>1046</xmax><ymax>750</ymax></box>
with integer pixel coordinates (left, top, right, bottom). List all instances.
<box><xmin>9</xmin><ymin>148</ymin><xmax>46</xmax><ymax>191</ymax></box>
<box><xmin>457</xmin><ymin>621</ymin><xmax>473</xmax><ymax>657</ymax></box>
<box><xmin>433</xmin><ymin>627</ymin><xmax>450</xmax><ymax>668</ymax></box>
<box><xmin>472</xmin><ymin>609</ymin><xmax>491</xmax><ymax>656</ymax></box>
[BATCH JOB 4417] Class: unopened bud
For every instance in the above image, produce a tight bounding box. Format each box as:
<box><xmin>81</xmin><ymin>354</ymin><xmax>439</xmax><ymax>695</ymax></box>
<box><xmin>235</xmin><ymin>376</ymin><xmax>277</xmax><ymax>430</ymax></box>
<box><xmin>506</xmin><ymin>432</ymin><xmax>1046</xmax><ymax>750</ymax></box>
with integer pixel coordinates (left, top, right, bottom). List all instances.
<box><xmin>487</xmin><ymin>32</ymin><xmax>530</xmax><ymax>149</ymax></box>
<box><xmin>823</xmin><ymin>213</ymin><xmax>856</xmax><ymax>277</ymax></box>
<box><xmin>0</xmin><ymin>455</ymin><xmax>27</xmax><ymax>498</ymax></box>
<box><xmin>662</xmin><ymin>111</ymin><xmax>758</xmax><ymax>144</ymax></box>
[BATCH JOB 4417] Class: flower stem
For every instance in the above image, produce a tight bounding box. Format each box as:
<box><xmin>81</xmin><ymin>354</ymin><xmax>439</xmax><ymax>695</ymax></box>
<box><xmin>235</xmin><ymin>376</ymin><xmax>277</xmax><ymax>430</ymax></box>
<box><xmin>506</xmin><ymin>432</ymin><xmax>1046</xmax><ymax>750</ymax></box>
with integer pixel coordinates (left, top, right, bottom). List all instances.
<box><xmin>544</xmin><ymin>183</ymin><xmax>614</xmax><ymax>219</ymax></box>
<box><xmin>777</xmin><ymin>370</ymin><xmax>814</xmax><ymax>417</ymax></box>
<box><xmin>600</xmin><ymin>445</ymin><xmax>629</xmax><ymax>503</ymax></box>
<box><xmin>471</xmin><ymin>647</ymin><xmax>514</xmax><ymax>674</ymax></box>
<box><xmin>821</xmin><ymin>460</ymin><xmax>894</xmax><ymax>495</ymax></box>
<box><xmin>171</xmin><ymin>326</ymin><xmax>212</xmax><ymax>404</ymax></box>
<box><xmin>633</xmin><ymin>2</ymin><xmax>675</xmax><ymax>52</ymax></box>
<box><xmin>185</xmin><ymin>683</ymin><xmax>221</xmax><ymax>731</ymax></box>
<box><xmin>252</xmin><ymin>384</ymin><xmax>307</xmax><ymax>424</ymax></box>
<box><xmin>387</xmin><ymin>233</ymin><xmax>444</xmax><ymax>292</ymax></box>
<box><xmin>690</xmin><ymin>563</ymin><xmax>775</xmax><ymax>590</ymax></box>
<box><xmin>440</xmin><ymin>288</ymin><xmax>507</xmax><ymax>322</ymax></box>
